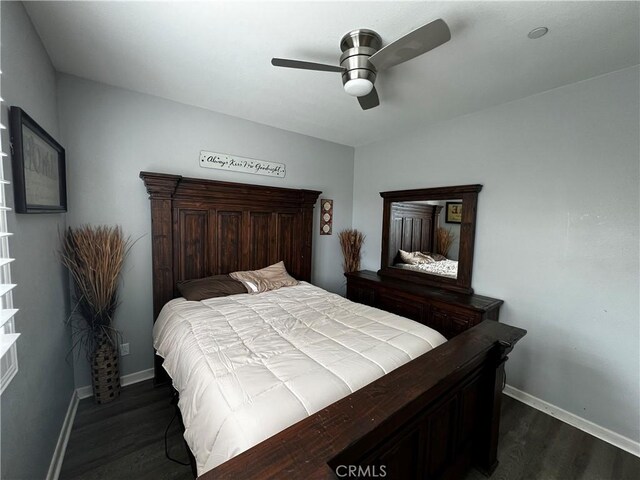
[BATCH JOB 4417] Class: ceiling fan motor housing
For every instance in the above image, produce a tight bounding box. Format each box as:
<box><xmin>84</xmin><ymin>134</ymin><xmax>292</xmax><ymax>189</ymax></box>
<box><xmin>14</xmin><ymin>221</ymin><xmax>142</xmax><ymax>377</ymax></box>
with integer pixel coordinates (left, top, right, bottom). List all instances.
<box><xmin>339</xmin><ymin>29</ymin><xmax>382</xmax><ymax>93</ymax></box>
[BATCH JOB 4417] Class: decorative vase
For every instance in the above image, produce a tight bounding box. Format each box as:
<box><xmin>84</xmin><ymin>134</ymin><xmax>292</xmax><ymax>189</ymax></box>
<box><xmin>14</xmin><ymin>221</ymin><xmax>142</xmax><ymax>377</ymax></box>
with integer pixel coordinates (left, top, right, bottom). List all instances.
<box><xmin>91</xmin><ymin>337</ymin><xmax>121</xmax><ymax>404</ymax></box>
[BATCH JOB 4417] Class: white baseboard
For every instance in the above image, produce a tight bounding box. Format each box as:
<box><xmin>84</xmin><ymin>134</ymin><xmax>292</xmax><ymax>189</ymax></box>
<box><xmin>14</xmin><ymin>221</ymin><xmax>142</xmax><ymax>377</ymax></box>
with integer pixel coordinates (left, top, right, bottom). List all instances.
<box><xmin>46</xmin><ymin>390</ymin><xmax>79</xmax><ymax>480</ymax></box>
<box><xmin>76</xmin><ymin>384</ymin><xmax>93</xmax><ymax>400</ymax></box>
<box><xmin>121</xmin><ymin>367</ymin><xmax>155</xmax><ymax>387</ymax></box>
<box><xmin>504</xmin><ymin>384</ymin><xmax>640</xmax><ymax>458</ymax></box>
<box><xmin>76</xmin><ymin>368</ymin><xmax>155</xmax><ymax>400</ymax></box>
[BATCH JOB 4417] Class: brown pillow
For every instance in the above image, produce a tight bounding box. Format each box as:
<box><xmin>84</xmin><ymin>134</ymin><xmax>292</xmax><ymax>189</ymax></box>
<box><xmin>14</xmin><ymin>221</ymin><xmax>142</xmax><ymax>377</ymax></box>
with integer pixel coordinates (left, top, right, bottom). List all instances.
<box><xmin>176</xmin><ymin>275</ymin><xmax>247</xmax><ymax>301</ymax></box>
<box><xmin>230</xmin><ymin>261</ymin><xmax>298</xmax><ymax>293</ymax></box>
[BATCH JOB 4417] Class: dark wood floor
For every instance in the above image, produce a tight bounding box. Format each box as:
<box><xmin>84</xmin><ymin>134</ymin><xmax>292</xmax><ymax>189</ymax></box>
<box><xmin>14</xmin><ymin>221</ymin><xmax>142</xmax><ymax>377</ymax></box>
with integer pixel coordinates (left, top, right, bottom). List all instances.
<box><xmin>60</xmin><ymin>381</ymin><xmax>190</xmax><ymax>480</ymax></box>
<box><xmin>60</xmin><ymin>381</ymin><xmax>640</xmax><ymax>480</ymax></box>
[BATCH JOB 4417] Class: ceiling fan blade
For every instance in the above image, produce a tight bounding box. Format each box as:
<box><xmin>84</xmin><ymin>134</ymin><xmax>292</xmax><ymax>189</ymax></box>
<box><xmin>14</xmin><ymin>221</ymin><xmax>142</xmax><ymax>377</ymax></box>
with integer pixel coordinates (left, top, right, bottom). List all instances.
<box><xmin>368</xmin><ymin>18</ymin><xmax>451</xmax><ymax>71</ymax></box>
<box><xmin>271</xmin><ymin>58</ymin><xmax>345</xmax><ymax>73</ymax></box>
<box><xmin>358</xmin><ymin>87</ymin><xmax>379</xmax><ymax>110</ymax></box>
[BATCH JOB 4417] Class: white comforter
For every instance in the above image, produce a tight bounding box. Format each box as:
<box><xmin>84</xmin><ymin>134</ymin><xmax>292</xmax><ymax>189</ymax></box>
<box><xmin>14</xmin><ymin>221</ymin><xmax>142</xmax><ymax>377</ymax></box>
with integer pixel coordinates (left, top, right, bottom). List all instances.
<box><xmin>395</xmin><ymin>259</ymin><xmax>459</xmax><ymax>278</ymax></box>
<box><xmin>153</xmin><ymin>282</ymin><xmax>446</xmax><ymax>475</ymax></box>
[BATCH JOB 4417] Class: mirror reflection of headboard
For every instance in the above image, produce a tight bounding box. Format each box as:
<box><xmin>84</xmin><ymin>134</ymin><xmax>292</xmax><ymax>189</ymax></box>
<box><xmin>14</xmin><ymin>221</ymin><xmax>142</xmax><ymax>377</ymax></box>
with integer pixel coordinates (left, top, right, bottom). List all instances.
<box><xmin>389</xmin><ymin>202</ymin><xmax>443</xmax><ymax>263</ymax></box>
<box><xmin>379</xmin><ymin>185</ymin><xmax>482</xmax><ymax>294</ymax></box>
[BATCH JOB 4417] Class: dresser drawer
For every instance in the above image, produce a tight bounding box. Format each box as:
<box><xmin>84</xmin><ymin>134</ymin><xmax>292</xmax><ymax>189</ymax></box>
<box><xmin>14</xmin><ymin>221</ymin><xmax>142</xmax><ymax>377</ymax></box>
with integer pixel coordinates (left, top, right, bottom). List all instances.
<box><xmin>347</xmin><ymin>284</ymin><xmax>376</xmax><ymax>306</ymax></box>
<box><xmin>345</xmin><ymin>271</ymin><xmax>503</xmax><ymax>340</ymax></box>
<box><xmin>449</xmin><ymin>314</ymin><xmax>472</xmax><ymax>336</ymax></box>
<box><xmin>377</xmin><ymin>292</ymin><xmax>424</xmax><ymax>322</ymax></box>
<box><xmin>431</xmin><ymin>307</ymin><xmax>477</xmax><ymax>339</ymax></box>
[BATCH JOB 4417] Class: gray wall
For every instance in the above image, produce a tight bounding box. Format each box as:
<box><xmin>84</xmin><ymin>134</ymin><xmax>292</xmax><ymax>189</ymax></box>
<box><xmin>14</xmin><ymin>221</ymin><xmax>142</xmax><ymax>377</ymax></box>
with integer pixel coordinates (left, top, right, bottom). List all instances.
<box><xmin>0</xmin><ymin>2</ymin><xmax>74</xmax><ymax>479</ymax></box>
<box><xmin>353</xmin><ymin>66</ymin><xmax>640</xmax><ymax>443</ymax></box>
<box><xmin>56</xmin><ymin>74</ymin><xmax>355</xmax><ymax>388</ymax></box>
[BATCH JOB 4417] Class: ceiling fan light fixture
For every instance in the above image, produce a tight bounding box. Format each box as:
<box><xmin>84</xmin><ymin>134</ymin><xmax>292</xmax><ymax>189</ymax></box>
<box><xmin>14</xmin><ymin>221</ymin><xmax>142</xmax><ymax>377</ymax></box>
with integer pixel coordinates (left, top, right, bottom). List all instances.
<box><xmin>271</xmin><ymin>18</ymin><xmax>451</xmax><ymax>110</ymax></box>
<box><xmin>344</xmin><ymin>78</ymin><xmax>374</xmax><ymax>97</ymax></box>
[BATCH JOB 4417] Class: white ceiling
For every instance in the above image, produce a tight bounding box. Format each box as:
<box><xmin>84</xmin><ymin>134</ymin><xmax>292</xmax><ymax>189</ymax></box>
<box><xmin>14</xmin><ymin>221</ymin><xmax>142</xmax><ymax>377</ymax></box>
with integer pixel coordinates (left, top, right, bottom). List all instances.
<box><xmin>24</xmin><ymin>1</ymin><xmax>640</xmax><ymax>147</ymax></box>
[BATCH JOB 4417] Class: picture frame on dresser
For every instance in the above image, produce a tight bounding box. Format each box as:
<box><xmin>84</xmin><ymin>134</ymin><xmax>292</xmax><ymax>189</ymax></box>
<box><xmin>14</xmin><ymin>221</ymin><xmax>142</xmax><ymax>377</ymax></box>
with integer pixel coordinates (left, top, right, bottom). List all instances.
<box><xmin>9</xmin><ymin>107</ymin><xmax>67</xmax><ymax>213</ymax></box>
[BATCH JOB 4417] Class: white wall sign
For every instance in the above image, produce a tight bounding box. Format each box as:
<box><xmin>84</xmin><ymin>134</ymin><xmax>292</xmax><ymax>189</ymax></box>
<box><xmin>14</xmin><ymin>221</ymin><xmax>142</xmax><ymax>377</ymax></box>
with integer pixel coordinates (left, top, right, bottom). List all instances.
<box><xmin>199</xmin><ymin>150</ymin><xmax>286</xmax><ymax>178</ymax></box>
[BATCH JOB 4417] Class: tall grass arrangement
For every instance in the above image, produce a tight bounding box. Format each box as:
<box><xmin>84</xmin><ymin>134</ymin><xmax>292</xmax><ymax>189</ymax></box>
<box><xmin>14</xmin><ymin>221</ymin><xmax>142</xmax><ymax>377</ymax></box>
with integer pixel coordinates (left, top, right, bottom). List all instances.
<box><xmin>338</xmin><ymin>229</ymin><xmax>365</xmax><ymax>273</ymax></box>
<box><xmin>60</xmin><ymin>225</ymin><xmax>131</xmax><ymax>359</ymax></box>
<box><xmin>436</xmin><ymin>227</ymin><xmax>455</xmax><ymax>257</ymax></box>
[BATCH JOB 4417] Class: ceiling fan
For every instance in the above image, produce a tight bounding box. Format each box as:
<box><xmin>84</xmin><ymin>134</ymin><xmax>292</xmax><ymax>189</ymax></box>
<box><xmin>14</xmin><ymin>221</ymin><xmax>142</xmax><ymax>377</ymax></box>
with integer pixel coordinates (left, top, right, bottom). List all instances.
<box><xmin>271</xmin><ymin>19</ymin><xmax>451</xmax><ymax>110</ymax></box>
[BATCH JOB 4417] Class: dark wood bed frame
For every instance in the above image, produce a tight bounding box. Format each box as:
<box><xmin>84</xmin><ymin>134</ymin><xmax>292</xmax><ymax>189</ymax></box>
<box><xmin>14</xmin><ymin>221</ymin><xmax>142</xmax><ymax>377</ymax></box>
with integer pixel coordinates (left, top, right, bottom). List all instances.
<box><xmin>140</xmin><ymin>171</ymin><xmax>526</xmax><ymax>480</ymax></box>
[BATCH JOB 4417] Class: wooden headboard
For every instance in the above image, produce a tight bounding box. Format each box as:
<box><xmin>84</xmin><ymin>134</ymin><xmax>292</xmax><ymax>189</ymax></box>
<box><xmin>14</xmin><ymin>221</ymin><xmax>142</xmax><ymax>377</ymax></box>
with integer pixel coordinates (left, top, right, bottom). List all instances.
<box><xmin>140</xmin><ymin>171</ymin><xmax>321</xmax><ymax>383</ymax></box>
<box><xmin>389</xmin><ymin>202</ymin><xmax>443</xmax><ymax>262</ymax></box>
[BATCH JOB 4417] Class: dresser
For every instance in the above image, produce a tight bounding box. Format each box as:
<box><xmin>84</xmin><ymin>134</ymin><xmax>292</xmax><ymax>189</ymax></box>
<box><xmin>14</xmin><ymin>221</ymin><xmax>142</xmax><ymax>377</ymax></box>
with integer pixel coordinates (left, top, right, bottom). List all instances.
<box><xmin>345</xmin><ymin>270</ymin><xmax>503</xmax><ymax>339</ymax></box>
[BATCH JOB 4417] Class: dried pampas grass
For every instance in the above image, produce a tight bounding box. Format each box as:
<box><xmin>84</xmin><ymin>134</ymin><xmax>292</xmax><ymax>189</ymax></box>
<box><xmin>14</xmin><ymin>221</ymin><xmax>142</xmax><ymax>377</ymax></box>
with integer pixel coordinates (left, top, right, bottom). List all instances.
<box><xmin>60</xmin><ymin>225</ymin><xmax>131</xmax><ymax>356</ymax></box>
<box><xmin>436</xmin><ymin>227</ymin><xmax>455</xmax><ymax>257</ymax></box>
<box><xmin>338</xmin><ymin>229</ymin><xmax>365</xmax><ymax>273</ymax></box>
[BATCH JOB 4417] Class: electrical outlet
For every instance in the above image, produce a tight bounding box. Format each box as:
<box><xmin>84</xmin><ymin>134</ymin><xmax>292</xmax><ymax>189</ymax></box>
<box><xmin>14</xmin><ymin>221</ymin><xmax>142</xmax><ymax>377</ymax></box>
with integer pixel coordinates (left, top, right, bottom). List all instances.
<box><xmin>120</xmin><ymin>343</ymin><xmax>130</xmax><ymax>356</ymax></box>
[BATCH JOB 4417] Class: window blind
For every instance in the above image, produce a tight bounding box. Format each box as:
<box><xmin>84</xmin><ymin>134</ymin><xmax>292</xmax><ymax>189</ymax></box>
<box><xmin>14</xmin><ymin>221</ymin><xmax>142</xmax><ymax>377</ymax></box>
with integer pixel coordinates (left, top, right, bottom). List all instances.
<box><xmin>0</xmin><ymin>68</ymin><xmax>20</xmax><ymax>394</ymax></box>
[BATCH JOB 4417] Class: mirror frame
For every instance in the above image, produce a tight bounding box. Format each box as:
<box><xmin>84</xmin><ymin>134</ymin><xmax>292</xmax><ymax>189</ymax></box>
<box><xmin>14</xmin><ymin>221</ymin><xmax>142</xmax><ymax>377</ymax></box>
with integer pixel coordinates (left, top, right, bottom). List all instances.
<box><xmin>378</xmin><ymin>184</ymin><xmax>482</xmax><ymax>294</ymax></box>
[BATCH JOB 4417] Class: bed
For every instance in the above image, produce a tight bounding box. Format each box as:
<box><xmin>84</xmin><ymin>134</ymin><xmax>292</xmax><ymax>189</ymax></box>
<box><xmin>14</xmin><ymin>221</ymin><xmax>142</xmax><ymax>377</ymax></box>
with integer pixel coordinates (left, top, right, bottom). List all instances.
<box><xmin>154</xmin><ymin>281</ymin><xmax>447</xmax><ymax>474</ymax></box>
<box><xmin>140</xmin><ymin>171</ymin><xmax>526</xmax><ymax>480</ymax></box>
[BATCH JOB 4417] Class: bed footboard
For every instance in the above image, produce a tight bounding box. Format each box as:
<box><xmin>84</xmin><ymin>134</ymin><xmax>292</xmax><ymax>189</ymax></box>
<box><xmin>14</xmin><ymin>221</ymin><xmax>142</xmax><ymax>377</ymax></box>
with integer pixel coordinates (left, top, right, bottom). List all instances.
<box><xmin>200</xmin><ymin>320</ymin><xmax>526</xmax><ymax>479</ymax></box>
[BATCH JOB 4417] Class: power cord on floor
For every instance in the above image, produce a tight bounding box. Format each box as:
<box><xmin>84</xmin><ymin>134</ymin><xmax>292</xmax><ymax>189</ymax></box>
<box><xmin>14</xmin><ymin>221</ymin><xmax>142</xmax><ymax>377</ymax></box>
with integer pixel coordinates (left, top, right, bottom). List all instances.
<box><xmin>164</xmin><ymin>395</ymin><xmax>191</xmax><ymax>467</ymax></box>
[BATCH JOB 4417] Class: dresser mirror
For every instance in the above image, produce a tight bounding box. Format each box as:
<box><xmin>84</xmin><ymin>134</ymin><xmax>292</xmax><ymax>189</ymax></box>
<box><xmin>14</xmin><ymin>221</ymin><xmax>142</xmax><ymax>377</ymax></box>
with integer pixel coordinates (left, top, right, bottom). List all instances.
<box><xmin>379</xmin><ymin>185</ymin><xmax>482</xmax><ymax>294</ymax></box>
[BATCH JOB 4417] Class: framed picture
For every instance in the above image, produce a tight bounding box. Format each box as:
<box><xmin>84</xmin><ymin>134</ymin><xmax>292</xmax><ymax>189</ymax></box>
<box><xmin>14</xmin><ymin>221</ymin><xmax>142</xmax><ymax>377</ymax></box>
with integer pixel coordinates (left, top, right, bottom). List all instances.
<box><xmin>445</xmin><ymin>202</ymin><xmax>462</xmax><ymax>224</ymax></box>
<box><xmin>320</xmin><ymin>199</ymin><xmax>333</xmax><ymax>235</ymax></box>
<box><xmin>9</xmin><ymin>107</ymin><xmax>67</xmax><ymax>213</ymax></box>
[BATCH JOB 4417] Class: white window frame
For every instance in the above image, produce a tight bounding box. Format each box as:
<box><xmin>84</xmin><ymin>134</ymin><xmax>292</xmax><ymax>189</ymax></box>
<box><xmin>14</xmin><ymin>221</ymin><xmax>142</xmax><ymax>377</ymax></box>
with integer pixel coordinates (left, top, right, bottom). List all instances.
<box><xmin>0</xmin><ymin>68</ymin><xmax>20</xmax><ymax>395</ymax></box>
